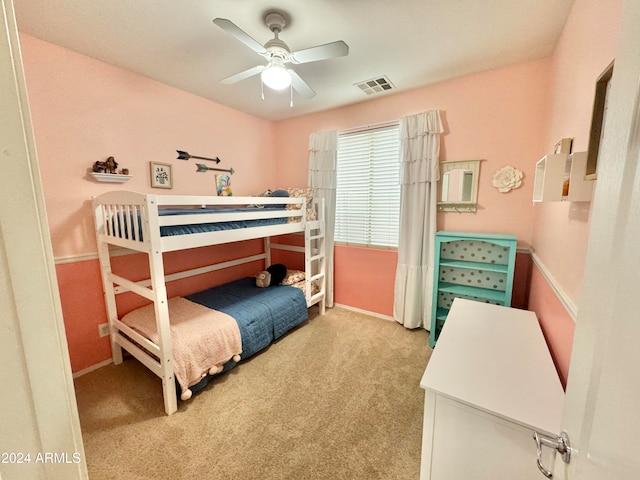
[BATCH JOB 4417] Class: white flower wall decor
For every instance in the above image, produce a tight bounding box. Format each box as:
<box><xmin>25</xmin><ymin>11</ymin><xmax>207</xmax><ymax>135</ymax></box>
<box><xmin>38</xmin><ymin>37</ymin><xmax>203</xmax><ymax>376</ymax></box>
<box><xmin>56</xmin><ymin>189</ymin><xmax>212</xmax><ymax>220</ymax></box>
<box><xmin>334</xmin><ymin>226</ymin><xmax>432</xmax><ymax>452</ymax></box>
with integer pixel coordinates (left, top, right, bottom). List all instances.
<box><xmin>492</xmin><ymin>166</ymin><xmax>523</xmax><ymax>193</ymax></box>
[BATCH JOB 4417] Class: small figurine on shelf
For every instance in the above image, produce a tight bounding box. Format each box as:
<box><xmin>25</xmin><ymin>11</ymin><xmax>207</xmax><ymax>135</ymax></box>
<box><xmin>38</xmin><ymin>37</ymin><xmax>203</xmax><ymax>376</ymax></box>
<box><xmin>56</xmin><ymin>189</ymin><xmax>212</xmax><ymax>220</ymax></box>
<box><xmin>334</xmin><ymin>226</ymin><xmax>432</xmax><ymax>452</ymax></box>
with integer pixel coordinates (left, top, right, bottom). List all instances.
<box><xmin>104</xmin><ymin>156</ymin><xmax>118</xmax><ymax>174</ymax></box>
<box><xmin>93</xmin><ymin>156</ymin><xmax>119</xmax><ymax>174</ymax></box>
<box><xmin>92</xmin><ymin>161</ymin><xmax>106</xmax><ymax>173</ymax></box>
<box><xmin>121</xmin><ymin>168</ymin><xmax>129</xmax><ymax>175</ymax></box>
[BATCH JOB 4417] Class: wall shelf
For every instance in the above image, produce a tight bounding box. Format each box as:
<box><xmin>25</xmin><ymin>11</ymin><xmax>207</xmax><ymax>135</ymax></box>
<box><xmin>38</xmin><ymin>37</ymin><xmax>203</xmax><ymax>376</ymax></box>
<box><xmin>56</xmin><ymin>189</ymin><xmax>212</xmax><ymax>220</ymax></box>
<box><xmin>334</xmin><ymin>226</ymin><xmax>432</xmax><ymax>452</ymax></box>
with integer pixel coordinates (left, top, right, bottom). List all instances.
<box><xmin>437</xmin><ymin>282</ymin><xmax>508</xmax><ymax>303</ymax></box>
<box><xmin>533</xmin><ymin>151</ymin><xmax>593</xmax><ymax>202</ymax></box>
<box><xmin>439</xmin><ymin>258</ymin><xmax>509</xmax><ymax>273</ymax></box>
<box><xmin>564</xmin><ymin>152</ymin><xmax>594</xmax><ymax>201</ymax></box>
<box><xmin>90</xmin><ymin>172</ymin><xmax>132</xmax><ymax>183</ymax></box>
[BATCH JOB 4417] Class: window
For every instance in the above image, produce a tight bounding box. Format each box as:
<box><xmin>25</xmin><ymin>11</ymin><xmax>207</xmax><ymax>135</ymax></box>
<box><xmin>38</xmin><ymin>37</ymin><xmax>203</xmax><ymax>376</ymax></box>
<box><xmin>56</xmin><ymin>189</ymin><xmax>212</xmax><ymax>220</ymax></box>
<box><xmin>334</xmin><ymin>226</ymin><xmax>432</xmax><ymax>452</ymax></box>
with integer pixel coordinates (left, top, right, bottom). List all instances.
<box><xmin>335</xmin><ymin>124</ymin><xmax>401</xmax><ymax>248</ymax></box>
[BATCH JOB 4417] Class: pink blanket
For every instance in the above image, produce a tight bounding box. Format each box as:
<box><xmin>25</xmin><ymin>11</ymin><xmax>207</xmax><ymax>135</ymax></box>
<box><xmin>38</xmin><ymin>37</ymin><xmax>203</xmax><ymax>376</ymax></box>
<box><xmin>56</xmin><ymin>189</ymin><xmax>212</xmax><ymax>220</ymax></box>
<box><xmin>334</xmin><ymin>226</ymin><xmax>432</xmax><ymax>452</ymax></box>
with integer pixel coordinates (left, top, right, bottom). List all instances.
<box><xmin>121</xmin><ymin>297</ymin><xmax>242</xmax><ymax>400</ymax></box>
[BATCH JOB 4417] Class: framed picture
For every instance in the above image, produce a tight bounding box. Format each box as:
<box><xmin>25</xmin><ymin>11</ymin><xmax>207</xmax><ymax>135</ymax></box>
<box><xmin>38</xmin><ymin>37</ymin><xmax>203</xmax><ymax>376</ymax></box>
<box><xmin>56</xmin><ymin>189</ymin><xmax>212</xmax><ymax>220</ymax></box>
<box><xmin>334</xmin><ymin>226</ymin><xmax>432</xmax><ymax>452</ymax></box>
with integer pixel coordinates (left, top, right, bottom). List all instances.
<box><xmin>586</xmin><ymin>60</ymin><xmax>614</xmax><ymax>180</ymax></box>
<box><xmin>215</xmin><ymin>174</ymin><xmax>232</xmax><ymax>196</ymax></box>
<box><xmin>150</xmin><ymin>161</ymin><xmax>173</xmax><ymax>189</ymax></box>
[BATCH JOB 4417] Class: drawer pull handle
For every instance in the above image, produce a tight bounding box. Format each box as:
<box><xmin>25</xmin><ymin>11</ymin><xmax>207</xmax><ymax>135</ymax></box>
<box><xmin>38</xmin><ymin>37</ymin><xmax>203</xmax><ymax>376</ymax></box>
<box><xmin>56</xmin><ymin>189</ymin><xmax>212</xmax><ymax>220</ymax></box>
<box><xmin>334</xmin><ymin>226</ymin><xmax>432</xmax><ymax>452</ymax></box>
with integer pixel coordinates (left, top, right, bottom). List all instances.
<box><xmin>532</xmin><ymin>431</ymin><xmax>571</xmax><ymax>479</ymax></box>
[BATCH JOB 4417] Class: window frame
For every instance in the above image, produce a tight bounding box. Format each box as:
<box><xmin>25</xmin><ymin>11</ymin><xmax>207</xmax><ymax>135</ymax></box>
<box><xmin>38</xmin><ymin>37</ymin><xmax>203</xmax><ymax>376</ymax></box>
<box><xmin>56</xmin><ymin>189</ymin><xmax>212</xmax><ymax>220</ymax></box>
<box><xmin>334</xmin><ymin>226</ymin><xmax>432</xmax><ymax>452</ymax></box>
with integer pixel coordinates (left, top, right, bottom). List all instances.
<box><xmin>334</xmin><ymin>122</ymin><xmax>401</xmax><ymax>249</ymax></box>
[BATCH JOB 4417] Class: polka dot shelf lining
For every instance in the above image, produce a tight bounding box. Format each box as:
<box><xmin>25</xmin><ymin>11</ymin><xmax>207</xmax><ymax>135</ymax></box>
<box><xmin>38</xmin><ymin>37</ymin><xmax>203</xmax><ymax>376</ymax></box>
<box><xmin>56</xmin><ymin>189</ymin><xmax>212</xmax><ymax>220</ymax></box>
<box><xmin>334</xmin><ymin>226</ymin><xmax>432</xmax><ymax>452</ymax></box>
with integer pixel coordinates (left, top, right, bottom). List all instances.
<box><xmin>439</xmin><ymin>240</ymin><xmax>510</xmax><ymax>265</ymax></box>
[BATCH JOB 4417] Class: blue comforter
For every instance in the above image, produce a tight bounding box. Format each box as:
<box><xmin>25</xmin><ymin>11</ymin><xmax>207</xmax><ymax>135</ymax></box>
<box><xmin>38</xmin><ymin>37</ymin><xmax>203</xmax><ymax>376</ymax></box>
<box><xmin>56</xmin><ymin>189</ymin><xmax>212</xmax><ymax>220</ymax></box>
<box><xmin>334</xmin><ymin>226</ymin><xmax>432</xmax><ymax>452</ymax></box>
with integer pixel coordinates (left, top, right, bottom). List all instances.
<box><xmin>183</xmin><ymin>278</ymin><xmax>308</xmax><ymax>394</ymax></box>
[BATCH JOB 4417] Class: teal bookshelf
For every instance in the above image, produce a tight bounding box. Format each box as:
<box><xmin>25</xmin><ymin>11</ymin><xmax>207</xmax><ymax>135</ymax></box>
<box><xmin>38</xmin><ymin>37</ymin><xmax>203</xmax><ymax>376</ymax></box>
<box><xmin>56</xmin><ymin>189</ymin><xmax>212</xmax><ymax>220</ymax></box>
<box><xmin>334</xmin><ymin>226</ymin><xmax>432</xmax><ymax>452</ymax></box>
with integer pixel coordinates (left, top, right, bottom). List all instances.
<box><xmin>429</xmin><ymin>231</ymin><xmax>517</xmax><ymax>347</ymax></box>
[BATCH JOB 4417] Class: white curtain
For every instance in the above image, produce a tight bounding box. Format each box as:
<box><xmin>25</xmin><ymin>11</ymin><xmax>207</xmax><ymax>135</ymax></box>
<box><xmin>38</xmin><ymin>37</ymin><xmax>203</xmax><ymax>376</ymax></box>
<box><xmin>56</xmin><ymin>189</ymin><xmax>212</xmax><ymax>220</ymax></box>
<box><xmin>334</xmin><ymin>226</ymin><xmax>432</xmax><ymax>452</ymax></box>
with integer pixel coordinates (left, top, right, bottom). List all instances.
<box><xmin>308</xmin><ymin>130</ymin><xmax>337</xmax><ymax>308</ymax></box>
<box><xmin>393</xmin><ymin>110</ymin><xmax>443</xmax><ymax>329</ymax></box>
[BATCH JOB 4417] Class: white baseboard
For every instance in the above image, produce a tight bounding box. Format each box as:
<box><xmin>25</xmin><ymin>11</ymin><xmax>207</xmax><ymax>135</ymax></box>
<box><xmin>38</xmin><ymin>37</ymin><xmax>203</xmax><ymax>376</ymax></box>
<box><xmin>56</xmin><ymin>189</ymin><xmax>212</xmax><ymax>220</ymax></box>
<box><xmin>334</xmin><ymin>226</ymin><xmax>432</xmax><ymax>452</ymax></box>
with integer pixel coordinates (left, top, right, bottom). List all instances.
<box><xmin>72</xmin><ymin>358</ymin><xmax>113</xmax><ymax>378</ymax></box>
<box><xmin>333</xmin><ymin>303</ymin><xmax>395</xmax><ymax>322</ymax></box>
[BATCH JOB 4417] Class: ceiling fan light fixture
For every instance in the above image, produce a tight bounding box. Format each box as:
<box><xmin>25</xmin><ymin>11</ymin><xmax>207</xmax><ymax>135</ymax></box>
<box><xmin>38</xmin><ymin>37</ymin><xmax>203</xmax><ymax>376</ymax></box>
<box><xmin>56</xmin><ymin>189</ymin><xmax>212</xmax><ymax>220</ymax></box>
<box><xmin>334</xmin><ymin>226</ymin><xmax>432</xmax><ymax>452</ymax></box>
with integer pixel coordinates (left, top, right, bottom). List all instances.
<box><xmin>261</xmin><ymin>59</ymin><xmax>291</xmax><ymax>90</ymax></box>
<box><xmin>214</xmin><ymin>12</ymin><xmax>347</xmax><ymax>101</ymax></box>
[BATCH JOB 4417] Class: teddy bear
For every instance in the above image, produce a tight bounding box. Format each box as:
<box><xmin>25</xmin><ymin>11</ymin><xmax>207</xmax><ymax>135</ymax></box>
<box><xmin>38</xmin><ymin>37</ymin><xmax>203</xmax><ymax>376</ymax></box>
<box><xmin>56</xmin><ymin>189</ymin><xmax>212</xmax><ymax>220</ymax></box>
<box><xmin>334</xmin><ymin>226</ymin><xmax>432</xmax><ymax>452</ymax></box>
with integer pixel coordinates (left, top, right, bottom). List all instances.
<box><xmin>255</xmin><ymin>263</ymin><xmax>287</xmax><ymax>288</ymax></box>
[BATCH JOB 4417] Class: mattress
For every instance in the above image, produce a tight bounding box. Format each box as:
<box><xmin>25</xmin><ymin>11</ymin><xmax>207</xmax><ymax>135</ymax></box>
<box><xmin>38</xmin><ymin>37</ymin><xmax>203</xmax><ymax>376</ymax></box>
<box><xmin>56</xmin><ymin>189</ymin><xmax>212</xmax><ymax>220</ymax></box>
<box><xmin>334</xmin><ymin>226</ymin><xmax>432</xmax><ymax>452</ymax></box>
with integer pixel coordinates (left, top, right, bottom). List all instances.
<box><xmin>158</xmin><ymin>206</ymin><xmax>288</xmax><ymax>237</ymax></box>
<box><xmin>186</xmin><ymin>277</ymin><xmax>308</xmax><ymax>358</ymax></box>
<box><xmin>182</xmin><ymin>277</ymin><xmax>308</xmax><ymax>396</ymax></box>
<box><xmin>121</xmin><ymin>277</ymin><xmax>308</xmax><ymax>399</ymax></box>
<box><xmin>110</xmin><ymin>206</ymin><xmax>289</xmax><ymax>241</ymax></box>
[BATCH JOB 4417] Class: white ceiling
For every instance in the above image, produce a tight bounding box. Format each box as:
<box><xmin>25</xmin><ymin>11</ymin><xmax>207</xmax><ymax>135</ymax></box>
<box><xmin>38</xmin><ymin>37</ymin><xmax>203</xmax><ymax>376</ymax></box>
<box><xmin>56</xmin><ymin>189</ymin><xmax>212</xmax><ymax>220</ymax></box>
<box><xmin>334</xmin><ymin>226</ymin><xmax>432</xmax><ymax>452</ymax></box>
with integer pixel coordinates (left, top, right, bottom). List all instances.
<box><xmin>14</xmin><ymin>0</ymin><xmax>575</xmax><ymax>121</ymax></box>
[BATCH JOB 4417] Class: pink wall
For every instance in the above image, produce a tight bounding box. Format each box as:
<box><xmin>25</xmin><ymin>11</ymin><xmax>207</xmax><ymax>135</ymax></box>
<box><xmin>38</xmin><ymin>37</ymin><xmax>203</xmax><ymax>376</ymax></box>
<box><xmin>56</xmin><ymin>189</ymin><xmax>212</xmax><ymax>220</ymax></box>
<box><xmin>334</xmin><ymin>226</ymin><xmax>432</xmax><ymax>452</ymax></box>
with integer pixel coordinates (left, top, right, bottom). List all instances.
<box><xmin>55</xmin><ymin>260</ymin><xmax>111</xmax><ymax>372</ymax></box>
<box><xmin>334</xmin><ymin>247</ymin><xmax>397</xmax><ymax>316</ymax></box>
<box><xmin>56</xmin><ymin>242</ymin><xmax>264</xmax><ymax>372</ymax></box>
<box><xmin>21</xmin><ymin>0</ymin><xmax>624</xmax><ymax>377</ymax></box>
<box><xmin>528</xmin><ymin>264</ymin><xmax>575</xmax><ymax>388</ymax></box>
<box><xmin>333</xmin><ymin>249</ymin><xmax>531</xmax><ymax>318</ymax></box>
<box><xmin>271</xmin><ymin>0</ymin><xmax>623</xmax><ymax>388</ymax></box>
<box><xmin>20</xmin><ymin>34</ymin><xmax>281</xmax><ymax>372</ymax></box>
<box><xmin>532</xmin><ymin>0</ymin><xmax>622</xmax><ymax>303</ymax></box>
<box><xmin>275</xmin><ymin>60</ymin><xmax>551</xmax><ymax>250</ymax></box>
<box><xmin>20</xmin><ymin>34</ymin><xmax>279</xmax><ymax>259</ymax></box>
<box><xmin>528</xmin><ymin>0</ymin><xmax>622</xmax><ymax>383</ymax></box>
<box><xmin>274</xmin><ymin>59</ymin><xmax>552</xmax><ymax>317</ymax></box>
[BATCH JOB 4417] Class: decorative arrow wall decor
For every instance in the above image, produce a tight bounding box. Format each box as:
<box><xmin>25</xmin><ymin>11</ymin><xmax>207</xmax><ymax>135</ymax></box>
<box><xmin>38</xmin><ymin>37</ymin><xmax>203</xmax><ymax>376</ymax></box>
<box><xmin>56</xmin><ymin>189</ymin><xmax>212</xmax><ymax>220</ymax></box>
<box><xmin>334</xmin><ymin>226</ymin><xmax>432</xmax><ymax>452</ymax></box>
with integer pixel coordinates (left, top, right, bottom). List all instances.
<box><xmin>196</xmin><ymin>164</ymin><xmax>235</xmax><ymax>174</ymax></box>
<box><xmin>176</xmin><ymin>150</ymin><xmax>221</xmax><ymax>163</ymax></box>
<box><xmin>176</xmin><ymin>150</ymin><xmax>235</xmax><ymax>175</ymax></box>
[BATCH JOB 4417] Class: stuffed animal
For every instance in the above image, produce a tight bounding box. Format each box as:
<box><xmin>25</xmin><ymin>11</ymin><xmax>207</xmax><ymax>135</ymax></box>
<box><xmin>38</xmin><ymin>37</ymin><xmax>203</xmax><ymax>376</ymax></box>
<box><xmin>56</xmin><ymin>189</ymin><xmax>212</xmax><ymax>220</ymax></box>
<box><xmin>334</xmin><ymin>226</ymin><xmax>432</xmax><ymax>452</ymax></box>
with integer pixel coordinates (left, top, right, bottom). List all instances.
<box><xmin>256</xmin><ymin>263</ymin><xmax>287</xmax><ymax>288</ymax></box>
<box><xmin>93</xmin><ymin>156</ymin><xmax>119</xmax><ymax>174</ymax></box>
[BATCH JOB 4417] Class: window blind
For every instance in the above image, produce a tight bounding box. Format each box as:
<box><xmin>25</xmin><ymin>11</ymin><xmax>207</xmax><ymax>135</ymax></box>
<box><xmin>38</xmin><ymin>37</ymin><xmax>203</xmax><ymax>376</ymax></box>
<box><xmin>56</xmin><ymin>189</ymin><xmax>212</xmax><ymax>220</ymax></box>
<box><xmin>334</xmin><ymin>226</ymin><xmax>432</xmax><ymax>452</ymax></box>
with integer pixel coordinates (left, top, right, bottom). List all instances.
<box><xmin>335</xmin><ymin>124</ymin><xmax>401</xmax><ymax>248</ymax></box>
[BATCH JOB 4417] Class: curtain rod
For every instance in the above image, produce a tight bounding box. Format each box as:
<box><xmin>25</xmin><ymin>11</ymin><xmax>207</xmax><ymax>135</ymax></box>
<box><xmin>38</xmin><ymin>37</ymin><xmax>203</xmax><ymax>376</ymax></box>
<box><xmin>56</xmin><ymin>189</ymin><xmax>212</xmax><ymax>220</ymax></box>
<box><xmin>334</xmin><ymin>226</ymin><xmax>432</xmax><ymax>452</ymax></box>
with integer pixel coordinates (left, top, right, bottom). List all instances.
<box><xmin>338</xmin><ymin>119</ymin><xmax>399</xmax><ymax>136</ymax></box>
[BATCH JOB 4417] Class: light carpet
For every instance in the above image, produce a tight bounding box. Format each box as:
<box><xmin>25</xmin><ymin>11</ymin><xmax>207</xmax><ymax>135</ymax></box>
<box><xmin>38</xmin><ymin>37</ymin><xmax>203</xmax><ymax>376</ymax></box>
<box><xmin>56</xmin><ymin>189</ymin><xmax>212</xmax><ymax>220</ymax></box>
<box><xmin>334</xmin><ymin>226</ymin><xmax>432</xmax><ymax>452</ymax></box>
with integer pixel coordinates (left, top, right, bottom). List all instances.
<box><xmin>74</xmin><ymin>306</ymin><xmax>431</xmax><ymax>479</ymax></box>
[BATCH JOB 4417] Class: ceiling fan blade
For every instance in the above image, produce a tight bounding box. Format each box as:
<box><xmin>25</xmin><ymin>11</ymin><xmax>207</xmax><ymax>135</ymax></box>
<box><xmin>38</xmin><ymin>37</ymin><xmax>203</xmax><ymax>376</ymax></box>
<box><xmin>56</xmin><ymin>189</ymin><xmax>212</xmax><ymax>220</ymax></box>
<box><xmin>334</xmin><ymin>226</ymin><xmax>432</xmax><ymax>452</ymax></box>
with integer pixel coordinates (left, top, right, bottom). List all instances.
<box><xmin>289</xmin><ymin>70</ymin><xmax>316</xmax><ymax>98</ymax></box>
<box><xmin>213</xmin><ymin>18</ymin><xmax>268</xmax><ymax>56</ymax></box>
<box><xmin>220</xmin><ymin>65</ymin><xmax>266</xmax><ymax>85</ymax></box>
<box><xmin>289</xmin><ymin>40</ymin><xmax>349</xmax><ymax>64</ymax></box>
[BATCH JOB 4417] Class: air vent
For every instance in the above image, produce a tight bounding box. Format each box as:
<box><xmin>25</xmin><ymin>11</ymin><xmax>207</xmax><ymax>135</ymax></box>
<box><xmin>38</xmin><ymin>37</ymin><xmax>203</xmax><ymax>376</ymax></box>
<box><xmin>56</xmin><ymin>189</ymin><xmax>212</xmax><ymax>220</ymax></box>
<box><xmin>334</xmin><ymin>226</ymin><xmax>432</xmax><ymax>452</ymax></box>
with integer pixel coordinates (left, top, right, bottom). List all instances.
<box><xmin>355</xmin><ymin>76</ymin><xmax>395</xmax><ymax>95</ymax></box>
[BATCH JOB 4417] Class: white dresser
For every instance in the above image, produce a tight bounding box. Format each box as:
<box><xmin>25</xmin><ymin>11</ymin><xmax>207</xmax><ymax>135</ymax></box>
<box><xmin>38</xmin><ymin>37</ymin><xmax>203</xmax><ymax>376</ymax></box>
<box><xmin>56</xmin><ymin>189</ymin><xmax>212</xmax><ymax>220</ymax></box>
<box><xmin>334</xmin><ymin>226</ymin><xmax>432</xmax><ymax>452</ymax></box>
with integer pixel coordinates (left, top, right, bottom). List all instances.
<box><xmin>420</xmin><ymin>298</ymin><xmax>565</xmax><ymax>480</ymax></box>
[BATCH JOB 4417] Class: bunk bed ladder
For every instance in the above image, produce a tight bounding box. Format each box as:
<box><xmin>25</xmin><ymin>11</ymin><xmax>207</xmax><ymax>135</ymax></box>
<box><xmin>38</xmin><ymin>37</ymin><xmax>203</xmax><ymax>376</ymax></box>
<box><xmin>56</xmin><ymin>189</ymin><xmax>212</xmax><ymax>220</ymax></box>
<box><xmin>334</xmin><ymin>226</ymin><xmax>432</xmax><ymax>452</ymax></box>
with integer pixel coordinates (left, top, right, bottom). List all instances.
<box><xmin>305</xmin><ymin>202</ymin><xmax>326</xmax><ymax>314</ymax></box>
<box><xmin>264</xmin><ymin>200</ymin><xmax>326</xmax><ymax>314</ymax></box>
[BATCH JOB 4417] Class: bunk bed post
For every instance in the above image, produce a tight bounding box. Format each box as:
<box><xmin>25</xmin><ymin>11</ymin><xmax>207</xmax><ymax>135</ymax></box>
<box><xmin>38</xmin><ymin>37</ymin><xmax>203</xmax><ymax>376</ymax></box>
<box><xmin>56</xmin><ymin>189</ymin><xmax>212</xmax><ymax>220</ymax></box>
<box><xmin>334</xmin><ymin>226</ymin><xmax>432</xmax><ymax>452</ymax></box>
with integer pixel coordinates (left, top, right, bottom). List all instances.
<box><xmin>93</xmin><ymin>198</ymin><xmax>123</xmax><ymax>365</ymax></box>
<box><xmin>264</xmin><ymin>237</ymin><xmax>271</xmax><ymax>268</ymax></box>
<box><xmin>144</xmin><ymin>195</ymin><xmax>178</xmax><ymax>415</ymax></box>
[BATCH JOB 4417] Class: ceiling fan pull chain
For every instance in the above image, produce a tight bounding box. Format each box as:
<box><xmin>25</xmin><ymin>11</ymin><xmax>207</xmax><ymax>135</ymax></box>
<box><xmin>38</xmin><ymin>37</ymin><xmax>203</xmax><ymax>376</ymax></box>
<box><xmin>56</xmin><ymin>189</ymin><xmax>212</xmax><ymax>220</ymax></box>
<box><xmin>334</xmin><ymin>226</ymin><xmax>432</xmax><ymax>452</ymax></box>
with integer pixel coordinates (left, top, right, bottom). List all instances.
<box><xmin>261</xmin><ymin>80</ymin><xmax>265</xmax><ymax>101</ymax></box>
<box><xmin>290</xmin><ymin>83</ymin><xmax>294</xmax><ymax>108</ymax></box>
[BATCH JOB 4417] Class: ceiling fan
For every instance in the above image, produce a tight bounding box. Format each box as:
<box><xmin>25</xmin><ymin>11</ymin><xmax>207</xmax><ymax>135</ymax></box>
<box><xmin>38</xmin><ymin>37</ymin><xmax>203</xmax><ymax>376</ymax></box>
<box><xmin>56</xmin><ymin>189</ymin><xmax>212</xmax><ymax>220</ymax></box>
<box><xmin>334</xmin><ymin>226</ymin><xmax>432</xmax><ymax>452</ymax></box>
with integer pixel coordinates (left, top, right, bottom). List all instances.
<box><xmin>213</xmin><ymin>11</ymin><xmax>349</xmax><ymax>99</ymax></box>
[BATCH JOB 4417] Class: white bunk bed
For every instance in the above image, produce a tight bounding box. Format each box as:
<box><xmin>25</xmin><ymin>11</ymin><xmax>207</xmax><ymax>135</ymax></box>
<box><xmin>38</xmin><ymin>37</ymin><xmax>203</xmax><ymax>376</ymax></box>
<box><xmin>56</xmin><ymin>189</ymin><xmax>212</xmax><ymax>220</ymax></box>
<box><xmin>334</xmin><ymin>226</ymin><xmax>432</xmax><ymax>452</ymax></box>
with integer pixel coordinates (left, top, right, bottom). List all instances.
<box><xmin>93</xmin><ymin>191</ymin><xmax>326</xmax><ymax>415</ymax></box>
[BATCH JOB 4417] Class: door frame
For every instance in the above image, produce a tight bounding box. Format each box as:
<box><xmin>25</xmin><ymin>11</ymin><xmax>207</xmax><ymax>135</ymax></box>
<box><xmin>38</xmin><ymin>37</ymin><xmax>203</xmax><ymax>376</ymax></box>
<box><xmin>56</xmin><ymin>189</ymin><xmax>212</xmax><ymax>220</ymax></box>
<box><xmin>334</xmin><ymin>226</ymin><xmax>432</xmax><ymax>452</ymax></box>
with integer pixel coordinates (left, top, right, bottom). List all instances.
<box><xmin>0</xmin><ymin>1</ymin><xmax>87</xmax><ymax>478</ymax></box>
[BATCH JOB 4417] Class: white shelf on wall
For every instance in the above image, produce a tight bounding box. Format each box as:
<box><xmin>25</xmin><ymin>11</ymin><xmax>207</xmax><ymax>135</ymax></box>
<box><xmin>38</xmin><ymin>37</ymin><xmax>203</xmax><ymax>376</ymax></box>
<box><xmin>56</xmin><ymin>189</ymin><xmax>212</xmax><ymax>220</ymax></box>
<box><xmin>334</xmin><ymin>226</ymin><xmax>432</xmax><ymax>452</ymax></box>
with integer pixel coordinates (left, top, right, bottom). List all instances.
<box><xmin>533</xmin><ymin>153</ymin><xmax>566</xmax><ymax>202</ymax></box>
<box><xmin>533</xmin><ymin>151</ymin><xmax>593</xmax><ymax>202</ymax></box>
<box><xmin>89</xmin><ymin>172</ymin><xmax>132</xmax><ymax>183</ymax></box>
<box><xmin>565</xmin><ymin>152</ymin><xmax>594</xmax><ymax>201</ymax></box>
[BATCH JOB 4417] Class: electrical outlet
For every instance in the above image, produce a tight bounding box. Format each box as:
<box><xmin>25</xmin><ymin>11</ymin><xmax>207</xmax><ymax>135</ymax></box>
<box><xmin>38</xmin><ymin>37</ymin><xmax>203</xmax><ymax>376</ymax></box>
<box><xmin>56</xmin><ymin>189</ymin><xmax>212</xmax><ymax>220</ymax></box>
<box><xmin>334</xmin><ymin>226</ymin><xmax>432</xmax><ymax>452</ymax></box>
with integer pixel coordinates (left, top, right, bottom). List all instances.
<box><xmin>98</xmin><ymin>323</ymin><xmax>110</xmax><ymax>337</ymax></box>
